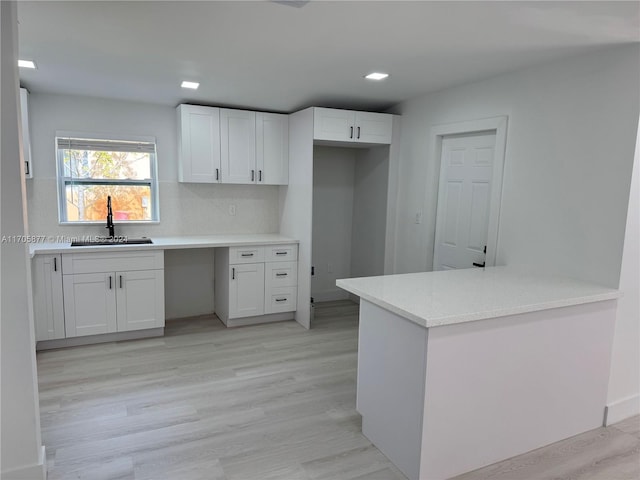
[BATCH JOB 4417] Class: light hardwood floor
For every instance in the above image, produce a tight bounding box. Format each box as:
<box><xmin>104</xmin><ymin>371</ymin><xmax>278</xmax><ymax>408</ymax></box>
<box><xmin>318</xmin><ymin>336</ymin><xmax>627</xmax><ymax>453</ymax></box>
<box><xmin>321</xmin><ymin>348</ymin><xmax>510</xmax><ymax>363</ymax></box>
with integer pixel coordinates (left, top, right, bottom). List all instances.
<box><xmin>37</xmin><ymin>301</ymin><xmax>639</xmax><ymax>480</ymax></box>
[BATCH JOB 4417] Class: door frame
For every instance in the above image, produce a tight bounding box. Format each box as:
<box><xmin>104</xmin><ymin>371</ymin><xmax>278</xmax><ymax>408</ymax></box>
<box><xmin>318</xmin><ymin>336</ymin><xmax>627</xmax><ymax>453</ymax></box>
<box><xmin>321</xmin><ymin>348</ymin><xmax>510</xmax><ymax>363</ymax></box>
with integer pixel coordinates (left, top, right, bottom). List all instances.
<box><xmin>431</xmin><ymin>116</ymin><xmax>508</xmax><ymax>270</ymax></box>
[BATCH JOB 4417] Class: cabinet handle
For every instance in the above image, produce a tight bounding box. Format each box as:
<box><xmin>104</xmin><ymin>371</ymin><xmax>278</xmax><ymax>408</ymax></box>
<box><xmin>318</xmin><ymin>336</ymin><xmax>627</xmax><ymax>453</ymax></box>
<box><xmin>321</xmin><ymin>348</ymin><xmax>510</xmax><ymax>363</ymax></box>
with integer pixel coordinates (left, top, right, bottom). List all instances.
<box><xmin>357</xmin><ymin>126</ymin><xmax>361</xmax><ymax>139</ymax></box>
<box><xmin>216</xmin><ymin>168</ymin><xmax>219</xmax><ymax>181</ymax></box>
<box><xmin>350</xmin><ymin>126</ymin><xmax>353</xmax><ymax>139</ymax></box>
<box><xmin>25</xmin><ymin>161</ymin><xmax>30</xmax><ymax>175</ymax></box>
<box><xmin>109</xmin><ymin>276</ymin><xmax>112</xmax><ymax>290</ymax></box>
<box><xmin>119</xmin><ymin>275</ymin><xmax>123</xmax><ymax>288</ymax></box>
<box><xmin>276</xmin><ymin>273</ymin><xmax>288</xmax><ymax>277</ymax></box>
<box><xmin>232</xmin><ymin>267</ymin><xmax>235</xmax><ymax>280</ymax></box>
<box><xmin>241</xmin><ymin>253</ymin><xmax>254</xmax><ymax>257</ymax></box>
<box><xmin>53</xmin><ymin>257</ymin><xmax>57</xmax><ymax>272</ymax></box>
<box><xmin>275</xmin><ymin>298</ymin><xmax>287</xmax><ymax>302</ymax></box>
<box><xmin>251</xmin><ymin>169</ymin><xmax>255</xmax><ymax>182</ymax></box>
<box><xmin>259</xmin><ymin>170</ymin><xmax>262</xmax><ymax>182</ymax></box>
<box><xmin>275</xmin><ymin>251</ymin><xmax>287</xmax><ymax>256</ymax></box>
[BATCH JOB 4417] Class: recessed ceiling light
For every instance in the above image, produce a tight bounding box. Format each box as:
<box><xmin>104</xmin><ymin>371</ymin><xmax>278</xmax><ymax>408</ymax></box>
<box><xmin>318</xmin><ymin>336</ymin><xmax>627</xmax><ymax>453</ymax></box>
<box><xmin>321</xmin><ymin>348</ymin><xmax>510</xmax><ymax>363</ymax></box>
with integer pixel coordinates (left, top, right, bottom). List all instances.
<box><xmin>364</xmin><ymin>72</ymin><xmax>389</xmax><ymax>81</ymax></box>
<box><xmin>181</xmin><ymin>81</ymin><xmax>199</xmax><ymax>90</ymax></box>
<box><xmin>18</xmin><ymin>60</ymin><xmax>36</xmax><ymax>69</ymax></box>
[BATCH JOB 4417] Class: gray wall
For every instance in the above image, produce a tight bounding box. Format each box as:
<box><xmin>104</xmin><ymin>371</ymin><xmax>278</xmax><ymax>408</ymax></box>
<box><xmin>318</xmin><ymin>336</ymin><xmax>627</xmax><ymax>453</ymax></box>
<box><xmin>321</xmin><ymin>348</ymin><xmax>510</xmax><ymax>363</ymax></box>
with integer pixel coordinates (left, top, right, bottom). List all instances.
<box><xmin>312</xmin><ymin>146</ymin><xmax>356</xmax><ymax>301</ymax></box>
<box><xmin>391</xmin><ymin>45</ymin><xmax>639</xmax><ymax>289</ymax></box>
<box><xmin>352</xmin><ymin>146</ymin><xmax>389</xmax><ymax>278</ymax></box>
<box><xmin>1</xmin><ymin>1</ymin><xmax>45</xmax><ymax>477</ymax></box>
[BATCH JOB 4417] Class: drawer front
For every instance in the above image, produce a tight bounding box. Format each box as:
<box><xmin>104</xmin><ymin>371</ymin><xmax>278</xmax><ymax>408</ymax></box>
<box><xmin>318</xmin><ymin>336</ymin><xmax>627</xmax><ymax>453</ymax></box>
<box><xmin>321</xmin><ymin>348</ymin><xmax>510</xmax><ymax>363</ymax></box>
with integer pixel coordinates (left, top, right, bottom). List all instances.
<box><xmin>229</xmin><ymin>246</ymin><xmax>265</xmax><ymax>264</ymax></box>
<box><xmin>265</xmin><ymin>261</ymin><xmax>298</xmax><ymax>289</ymax></box>
<box><xmin>265</xmin><ymin>287</ymin><xmax>297</xmax><ymax>314</ymax></box>
<box><xmin>62</xmin><ymin>250</ymin><xmax>164</xmax><ymax>274</ymax></box>
<box><xmin>265</xmin><ymin>244</ymin><xmax>298</xmax><ymax>262</ymax></box>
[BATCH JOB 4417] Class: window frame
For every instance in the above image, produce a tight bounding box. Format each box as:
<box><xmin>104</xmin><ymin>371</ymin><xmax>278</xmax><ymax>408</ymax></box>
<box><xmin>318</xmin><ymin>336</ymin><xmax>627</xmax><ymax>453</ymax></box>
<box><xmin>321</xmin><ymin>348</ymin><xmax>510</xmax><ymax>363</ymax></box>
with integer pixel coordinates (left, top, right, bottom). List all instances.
<box><xmin>55</xmin><ymin>131</ymin><xmax>160</xmax><ymax>225</ymax></box>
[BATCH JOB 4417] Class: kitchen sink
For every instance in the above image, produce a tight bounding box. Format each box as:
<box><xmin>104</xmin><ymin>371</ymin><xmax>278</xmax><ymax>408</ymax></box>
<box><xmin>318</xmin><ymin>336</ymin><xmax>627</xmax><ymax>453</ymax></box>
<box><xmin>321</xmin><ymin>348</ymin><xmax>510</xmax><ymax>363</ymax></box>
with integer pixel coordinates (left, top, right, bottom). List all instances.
<box><xmin>70</xmin><ymin>238</ymin><xmax>153</xmax><ymax>247</ymax></box>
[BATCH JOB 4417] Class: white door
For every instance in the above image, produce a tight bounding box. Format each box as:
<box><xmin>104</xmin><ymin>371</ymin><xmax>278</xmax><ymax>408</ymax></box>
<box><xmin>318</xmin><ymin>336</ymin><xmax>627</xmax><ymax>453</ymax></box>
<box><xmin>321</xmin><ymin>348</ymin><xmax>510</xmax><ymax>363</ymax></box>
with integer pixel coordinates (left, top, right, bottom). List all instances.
<box><xmin>433</xmin><ymin>131</ymin><xmax>497</xmax><ymax>270</ymax></box>
<box><xmin>178</xmin><ymin>105</ymin><xmax>221</xmax><ymax>183</ymax></box>
<box><xmin>116</xmin><ymin>270</ymin><xmax>165</xmax><ymax>332</ymax></box>
<box><xmin>63</xmin><ymin>272</ymin><xmax>117</xmax><ymax>337</ymax></box>
<box><xmin>229</xmin><ymin>263</ymin><xmax>265</xmax><ymax>319</ymax></box>
<box><xmin>313</xmin><ymin>108</ymin><xmax>356</xmax><ymax>142</ymax></box>
<box><xmin>256</xmin><ymin>112</ymin><xmax>289</xmax><ymax>185</ymax></box>
<box><xmin>220</xmin><ymin>109</ymin><xmax>256</xmax><ymax>184</ymax></box>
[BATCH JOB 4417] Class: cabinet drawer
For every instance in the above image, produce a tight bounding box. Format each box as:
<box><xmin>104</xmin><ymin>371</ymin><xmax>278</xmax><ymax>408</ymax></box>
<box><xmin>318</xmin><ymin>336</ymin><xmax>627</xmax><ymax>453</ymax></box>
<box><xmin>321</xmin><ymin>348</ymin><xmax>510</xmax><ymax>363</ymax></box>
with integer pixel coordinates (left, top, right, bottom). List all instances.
<box><xmin>265</xmin><ymin>244</ymin><xmax>298</xmax><ymax>262</ymax></box>
<box><xmin>229</xmin><ymin>246</ymin><xmax>265</xmax><ymax>264</ymax></box>
<box><xmin>62</xmin><ymin>250</ymin><xmax>164</xmax><ymax>274</ymax></box>
<box><xmin>265</xmin><ymin>287</ymin><xmax>297</xmax><ymax>314</ymax></box>
<box><xmin>265</xmin><ymin>261</ymin><xmax>297</xmax><ymax>288</ymax></box>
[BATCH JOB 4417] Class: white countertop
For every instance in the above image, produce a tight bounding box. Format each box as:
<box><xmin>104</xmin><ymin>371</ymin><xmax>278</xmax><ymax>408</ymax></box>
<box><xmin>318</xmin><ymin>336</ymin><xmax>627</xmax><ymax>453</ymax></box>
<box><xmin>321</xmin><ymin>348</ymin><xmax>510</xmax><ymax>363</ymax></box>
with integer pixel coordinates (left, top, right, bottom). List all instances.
<box><xmin>29</xmin><ymin>234</ymin><xmax>298</xmax><ymax>256</ymax></box>
<box><xmin>336</xmin><ymin>266</ymin><xmax>621</xmax><ymax>328</ymax></box>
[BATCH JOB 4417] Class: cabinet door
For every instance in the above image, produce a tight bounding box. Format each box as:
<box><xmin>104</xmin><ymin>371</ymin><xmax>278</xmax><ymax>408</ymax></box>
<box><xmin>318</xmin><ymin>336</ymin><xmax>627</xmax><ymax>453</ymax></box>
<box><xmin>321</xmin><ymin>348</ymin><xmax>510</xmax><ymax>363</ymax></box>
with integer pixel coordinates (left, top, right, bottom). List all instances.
<box><xmin>116</xmin><ymin>270</ymin><xmax>165</xmax><ymax>332</ymax></box>
<box><xmin>33</xmin><ymin>255</ymin><xmax>64</xmax><ymax>341</ymax></box>
<box><xmin>354</xmin><ymin>111</ymin><xmax>393</xmax><ymax>144</ymax></box>
<box><xmin>177</xmin><ymin>105</ymin><xmax>221</xmax><ymax>183</ymax></box>
<box><xmin>220</xmin><ymin>109</ymin><xmax>257</xmax><ymax>184</ymax></box>
<box><xmin>20</xmin><ymin>88</ymin><xmax>33</xmax><ymax>178</ymax></box>
<box><xmin>63</xmin><ymin>273</ymin><xmax>116</xmax><ymax>337</ymax></box>
<box><xmin>313</xmin><ymin>108</ymin><xmax>356</xmax><ymax>142</ymax></box>
<box><xmin>228</xmin><ymin>263</ymin><xmax>265</xmax><ymax>319</ymax></box>
<box><xmin>256</xmin><ymin>112</ymin><xmax>289</xmax><ymax>185</ymax></box>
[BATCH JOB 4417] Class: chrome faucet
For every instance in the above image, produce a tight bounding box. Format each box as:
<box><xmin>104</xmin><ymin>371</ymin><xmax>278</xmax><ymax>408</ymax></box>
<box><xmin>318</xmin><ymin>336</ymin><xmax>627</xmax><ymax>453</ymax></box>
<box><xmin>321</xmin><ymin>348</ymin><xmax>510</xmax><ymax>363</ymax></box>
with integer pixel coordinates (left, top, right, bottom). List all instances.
<box><xmin>106</xmin><ymin>196</ymin><xmax>115</xmax><ymax>238</ymax></box>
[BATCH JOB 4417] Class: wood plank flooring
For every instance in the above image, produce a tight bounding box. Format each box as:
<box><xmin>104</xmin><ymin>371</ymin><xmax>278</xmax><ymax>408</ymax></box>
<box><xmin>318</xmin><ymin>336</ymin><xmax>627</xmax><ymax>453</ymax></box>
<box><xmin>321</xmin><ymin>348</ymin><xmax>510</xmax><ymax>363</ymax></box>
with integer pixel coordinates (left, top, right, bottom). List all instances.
<box><xmin>37</xmin><ymin>300</ymin><xmax>406</xmax><ymax>480</ymax></box>
<box><xmin>37</xmin><ymin>300</ymin><xmax>639</xmax><ymax>480</ymax></box>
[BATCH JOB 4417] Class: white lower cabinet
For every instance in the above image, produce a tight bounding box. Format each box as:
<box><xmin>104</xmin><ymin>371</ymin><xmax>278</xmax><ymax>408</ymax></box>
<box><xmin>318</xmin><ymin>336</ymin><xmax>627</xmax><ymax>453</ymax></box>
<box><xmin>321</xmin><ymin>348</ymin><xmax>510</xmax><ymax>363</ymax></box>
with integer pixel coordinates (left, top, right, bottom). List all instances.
<box><xmin>62</xmin><ymin>251</ymin><xmax>165</xmax><ymax>338</ymax></box>
<box><xmin>63</xmin><ymin>272</ymin><xmax>117</xmax><ymax>337</ymax></box>
<box><xmin>215</xmin><ymin>244</ymin><xmax>298</xmax><ymax>326</ymax></box>
<box><xmin>229</xmin><ymin>263</ymin><xmax>265</xmax><ymax>319</ymax></box>
<box><xmin>33</xmin><ymin>254</ymin><xmax>65</xmax><ymax>341</ymax></box>
<box><xmin>116</xmin><ymin>270</ymin><xmax>165</xmax><ymax>332</ymax></box>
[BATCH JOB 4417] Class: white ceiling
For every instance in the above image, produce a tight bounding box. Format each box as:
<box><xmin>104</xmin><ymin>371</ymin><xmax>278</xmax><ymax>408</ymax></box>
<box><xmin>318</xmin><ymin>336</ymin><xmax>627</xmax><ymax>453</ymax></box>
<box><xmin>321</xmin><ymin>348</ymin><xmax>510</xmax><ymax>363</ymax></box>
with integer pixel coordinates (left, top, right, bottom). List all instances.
<box><xmin>17</xmin><ymin>1</ymin><xmax>640</xmax><ymax>113</ymax></box>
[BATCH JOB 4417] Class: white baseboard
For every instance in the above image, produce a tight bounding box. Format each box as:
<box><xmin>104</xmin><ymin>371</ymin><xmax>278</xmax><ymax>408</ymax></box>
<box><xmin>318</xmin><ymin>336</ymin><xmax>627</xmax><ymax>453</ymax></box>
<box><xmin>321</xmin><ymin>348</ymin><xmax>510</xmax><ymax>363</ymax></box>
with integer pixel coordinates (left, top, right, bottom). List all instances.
<box><xmin>224</xmin><ymin>312</ymin><xmax>294</xmax><ymax>328</ymax></box>
<box><xmin>604</xmin><ymin>394</ymin><xmax>640</xmax><ymax>425</ymax></box>
<box><xmin>312</xmin><ymin>289</ymin><xmax>350</xmax><ymax>303</ymax></box>
<box><xmin>36</xmin><ymin>328</ymin><xmax>164</xmax><ymax>350</ymax></box>
<box><xmin>1</xmin><ymin>445</ymin><xmax>46</xmax><ymax>479</ymax></box>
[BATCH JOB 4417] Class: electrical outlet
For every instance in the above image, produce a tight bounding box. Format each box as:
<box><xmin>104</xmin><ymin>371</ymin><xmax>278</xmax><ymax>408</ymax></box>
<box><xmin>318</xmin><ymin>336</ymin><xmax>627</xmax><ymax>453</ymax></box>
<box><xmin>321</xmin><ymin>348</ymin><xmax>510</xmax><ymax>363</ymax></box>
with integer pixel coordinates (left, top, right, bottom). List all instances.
<box><xmin>327</xmin><ymin>263</ymin><xmax>333</xmax><ymax>273</ymax></box>
<box><xmin>415</xmin><ymin>211</ymin><xmax>422</xmax><ymax>224</ymax></box>
<box><xmin>229</xmin><ymin>204</ymin><xmax>236</xmax><ymax>216</ymax></box>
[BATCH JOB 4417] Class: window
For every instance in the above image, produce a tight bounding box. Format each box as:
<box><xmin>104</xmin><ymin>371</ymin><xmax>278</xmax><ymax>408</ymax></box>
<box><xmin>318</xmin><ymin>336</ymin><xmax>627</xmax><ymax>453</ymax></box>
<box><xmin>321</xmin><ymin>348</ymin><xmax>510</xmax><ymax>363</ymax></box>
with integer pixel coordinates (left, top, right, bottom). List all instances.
<box><xmin>56</xmin><ymin>133</ymin><xmax>159</xmax><ymax>223</ymax></box>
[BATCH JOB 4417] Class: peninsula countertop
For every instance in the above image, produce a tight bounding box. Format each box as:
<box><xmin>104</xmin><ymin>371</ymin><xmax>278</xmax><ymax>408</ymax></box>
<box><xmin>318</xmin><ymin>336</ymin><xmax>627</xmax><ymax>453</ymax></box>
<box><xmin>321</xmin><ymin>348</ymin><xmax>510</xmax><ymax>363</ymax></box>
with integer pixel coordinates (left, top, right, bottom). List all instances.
<box><xmin>336</xmin><ymin>266</ymin><xmax>621</xmax><ymax>328</ymax></box>
<box><xmin>29</xmin><ymin>234</ymin><xmax>298</xmax><ymax>256</ymax></box>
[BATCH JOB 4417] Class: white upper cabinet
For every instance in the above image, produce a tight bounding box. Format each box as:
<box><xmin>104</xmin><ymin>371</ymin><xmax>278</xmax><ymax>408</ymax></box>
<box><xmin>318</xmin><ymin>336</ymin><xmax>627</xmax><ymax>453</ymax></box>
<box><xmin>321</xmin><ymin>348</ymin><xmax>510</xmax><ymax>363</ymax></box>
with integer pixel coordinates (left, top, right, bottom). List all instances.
<box><xmin>177</xmin><ymin>104</ymin><xmax>221</xmax><ymax>183</ymax></box>
<box><xmin>19</xmin><ymin>88</ymin><xmax>33</xmax><ymax>178</ymax></box>
<box><xmin>177</xmin><ymin>105</ymin><xmax>289</xmax><ymax>185</ymax></box>
<box><xmin>256</xmin><ymin>112</ymin><xmax>289</xmax><ymax>185</ymax></box>
<box><xmin>313</xmin><ymin>107</ymin><xmax>393</xmax><ymax>145</ymax></box>
<box><xmin>220</xmin><ymin>109</ymin><xmax>257</xmax><ymax>184</ymax></box>
<box><xmin>313</xmin><ymin>108</ymin><xmax>356</xmax><ymax>143</ymax></box>
<box><xmin>354</xmin><ymin>111</ymin><xmax>393</xmax><ymax>144</ymax></box>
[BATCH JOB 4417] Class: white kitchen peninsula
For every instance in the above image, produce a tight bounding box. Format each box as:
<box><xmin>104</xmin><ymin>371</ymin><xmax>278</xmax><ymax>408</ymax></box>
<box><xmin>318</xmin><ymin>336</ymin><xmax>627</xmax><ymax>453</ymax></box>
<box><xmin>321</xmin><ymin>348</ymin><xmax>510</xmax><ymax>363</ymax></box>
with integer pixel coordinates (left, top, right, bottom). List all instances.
<box><xmin>337</xmin><ymin>267</ymin><xmax>620</xmax><ymax>480</ymax></box>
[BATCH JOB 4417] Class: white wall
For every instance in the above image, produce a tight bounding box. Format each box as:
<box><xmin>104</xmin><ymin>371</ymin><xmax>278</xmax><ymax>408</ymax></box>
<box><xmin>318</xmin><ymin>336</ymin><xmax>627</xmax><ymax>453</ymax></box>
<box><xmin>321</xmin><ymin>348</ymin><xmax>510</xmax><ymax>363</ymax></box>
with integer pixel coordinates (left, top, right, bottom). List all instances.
<box><xmin>391</xmin><ymin>45</ymin><xmax>639</xmax><ymax>289</ymax></box>
<box><xmin>352</xmin><ymin>146</ymin><xmax>389</xmax><ymax>278</ymax></box>
<box><xmin>391</xmin><ymin>44</ymin><xmax>640</xmax><ymax>424</ymax></box>
<box><xmin>606</xmin><ymin>120</ymin><xmax>640</xmax><ymax>424</ymax></box>
<box><xmin>1</xmin><ymin>2</ymin><xmax>46</xmax><ymax>477</ymax></box>
<box><xmin>25</xmin><ymin>93</ymin><xmax>280</xmax><ymax>318</ymax></box>
<box><xmin>312</xmin><ymin>146</ymin><xmax>356</xmax><ymax>302</ymax></box>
